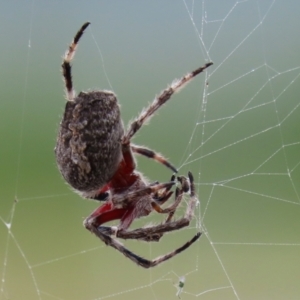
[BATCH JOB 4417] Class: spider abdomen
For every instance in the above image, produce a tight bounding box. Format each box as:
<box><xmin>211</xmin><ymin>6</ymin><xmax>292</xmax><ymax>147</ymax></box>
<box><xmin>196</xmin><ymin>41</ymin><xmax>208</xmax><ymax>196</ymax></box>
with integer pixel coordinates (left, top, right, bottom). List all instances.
<box><xmin>55</xmin><ymin>91</ymin><xmax>124</xmax><ymax>195</ymax></box>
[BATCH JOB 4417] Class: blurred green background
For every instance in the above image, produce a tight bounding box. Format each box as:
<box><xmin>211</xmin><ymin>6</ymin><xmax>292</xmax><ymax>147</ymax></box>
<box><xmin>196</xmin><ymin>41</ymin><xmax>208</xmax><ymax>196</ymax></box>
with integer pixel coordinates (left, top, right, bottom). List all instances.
<box><xmin>1</xmin><ymin>1</ymin><xmax>300</xmax><ymax>299</ymax></box>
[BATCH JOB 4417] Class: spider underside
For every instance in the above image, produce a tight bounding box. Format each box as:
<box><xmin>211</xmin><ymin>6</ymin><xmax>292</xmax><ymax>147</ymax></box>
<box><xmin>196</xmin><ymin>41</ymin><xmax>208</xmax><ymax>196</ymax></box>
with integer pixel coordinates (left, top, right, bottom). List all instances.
<box><xmin>55</xmin><ymin>22</ymin><xmax>212</xmax><ymax>268</ymax></box>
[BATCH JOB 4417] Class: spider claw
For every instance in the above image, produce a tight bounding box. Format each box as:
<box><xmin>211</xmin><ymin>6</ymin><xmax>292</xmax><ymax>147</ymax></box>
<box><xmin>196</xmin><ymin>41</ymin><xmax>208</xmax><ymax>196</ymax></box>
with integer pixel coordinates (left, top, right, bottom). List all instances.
<box><xmin>191</xmin><ymin>62</ymin><xmax>213</xmax><ymax>77</ymax></box>
<box><xmin>193</xmin><ymin>232</ymin><xmax>202</xmax><ymax>241</ymax></box>
<box><xmin>188</xmin><ymin>172</ymin><xmax>195</xmax><ymax>196</ymax></box>
<box><xmin>188</xmin><ymin>171</ymin><xmax>194</xmax><ymax>183</ymax></box>
<box><xmin>74</xmin><ymin>22</ymin><xmax>91</xmax><ymax>44</ymax></box>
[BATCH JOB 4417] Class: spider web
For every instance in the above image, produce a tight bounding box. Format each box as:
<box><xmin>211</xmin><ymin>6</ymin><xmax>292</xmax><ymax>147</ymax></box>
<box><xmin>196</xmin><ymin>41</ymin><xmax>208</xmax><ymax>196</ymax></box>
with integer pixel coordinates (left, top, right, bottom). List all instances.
<box><xmin>1</xmin><ymin>1</ymin><xmax>300</xmax><ymax>299</ymax></box>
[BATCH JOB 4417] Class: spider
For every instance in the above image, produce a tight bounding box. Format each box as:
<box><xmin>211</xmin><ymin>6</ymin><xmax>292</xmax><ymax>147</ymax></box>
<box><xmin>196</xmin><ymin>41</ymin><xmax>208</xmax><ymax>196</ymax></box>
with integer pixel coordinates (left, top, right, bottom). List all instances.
<box><xmin>55</xmin><ymin>22</ymin><xmax>213</xmax><ymax>268</ymax></box>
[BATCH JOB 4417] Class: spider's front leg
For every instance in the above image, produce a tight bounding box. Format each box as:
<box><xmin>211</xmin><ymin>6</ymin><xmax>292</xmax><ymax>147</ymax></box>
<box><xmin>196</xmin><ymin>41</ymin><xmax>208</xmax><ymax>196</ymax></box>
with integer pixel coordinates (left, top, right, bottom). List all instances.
<box><xmin>100</xmin><ymin>172</ymin><xmax>198</xmax><ymax>244</ymax></box>
<box><xmin>85</xmin><ymin>172</ymin><xmax>201</xmax><ymax>268</ymax></box>
<box><xmin>95</xmin><ymin>174</ymin><xmax>176</xmax><ymax>241</ymax></box>
<box><xmin>113</xmin><ymin>172</ymin><xmax>199</xmax><ymax>241</ymax></box>
<box><xmin>112</xmin><ymin>181</ymin><xmax>175</xmax><ymax>208</ymax></box>
<box><xmin>84</xmin><ymin>180</ymin><xmax>175</xmax><ymax>233</ymax></box>
<box><xmin>84</xmin><ymin>180</ymin><xmax>182</xmax><ymax>268</ymax></box>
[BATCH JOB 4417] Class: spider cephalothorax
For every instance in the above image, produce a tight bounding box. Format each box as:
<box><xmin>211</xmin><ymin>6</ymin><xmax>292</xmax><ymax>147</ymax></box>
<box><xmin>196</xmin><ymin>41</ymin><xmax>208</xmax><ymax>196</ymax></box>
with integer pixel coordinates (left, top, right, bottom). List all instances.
<box><xmin>55</xmin><ymin>22</ymin><xmax>213</xmax><ymax>268</ymax></box>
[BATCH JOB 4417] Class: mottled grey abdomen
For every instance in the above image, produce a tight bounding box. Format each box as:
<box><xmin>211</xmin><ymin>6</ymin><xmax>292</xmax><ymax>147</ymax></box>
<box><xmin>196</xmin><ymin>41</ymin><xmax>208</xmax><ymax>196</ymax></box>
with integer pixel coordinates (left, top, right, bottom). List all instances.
<box><xmin>55</xmin><ymin>91</ymin><xmax>124</xmax><ymax>195</ymax></box>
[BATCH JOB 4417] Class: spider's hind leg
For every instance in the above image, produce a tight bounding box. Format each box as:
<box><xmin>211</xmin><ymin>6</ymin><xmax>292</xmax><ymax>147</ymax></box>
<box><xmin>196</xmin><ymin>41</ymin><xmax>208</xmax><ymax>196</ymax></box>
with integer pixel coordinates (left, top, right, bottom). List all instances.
<box><xmin>123</xmin><ymin>62</ymin><xmax>213</xmax><ymax>144</ymax></box>
<box><xmin>62</xmin><ymin>22</ymin><xmax>90</xmax><ymax>101</ymax></box>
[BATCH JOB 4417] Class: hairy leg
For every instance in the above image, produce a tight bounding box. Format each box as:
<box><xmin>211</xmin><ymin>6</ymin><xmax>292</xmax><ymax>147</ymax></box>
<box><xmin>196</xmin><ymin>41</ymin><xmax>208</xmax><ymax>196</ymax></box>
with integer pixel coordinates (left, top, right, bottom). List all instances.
<box><xmin>86</xmin><ymin>222</ymin><xmax>201</xmax><ymax>268</ymax></box>
<box><xmin>62</xmin><ymin>22</ymin><xmax>90</xmax><ymax>101</ymax></box>
<box><xmin>100</xmin><ymin>172</ymin><xmax>198</xmax><ymax>242</ymax></box>
<box><xmin>131</xmin><ymin>144</ymin><xmax>177</xmax><ymax>173</ymax></box>
<box><xmin>123</xmin><ymin>62</ymin><xmax>213</xmax><ymax>144</ymax></box>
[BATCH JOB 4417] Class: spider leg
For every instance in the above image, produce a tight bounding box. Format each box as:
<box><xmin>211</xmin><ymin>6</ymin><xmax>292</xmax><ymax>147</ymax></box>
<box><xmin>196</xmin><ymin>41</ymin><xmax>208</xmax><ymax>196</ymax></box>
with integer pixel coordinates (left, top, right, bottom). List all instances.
<box><xmin>62</xmin><ymin>22</ymin><xmax>90</xmax><ymax>101</ymax></box>
<box><xmin>153</xmin><ymin>190</ymin><xmax>173</xmax><ymax>205</ymax></box>
<box><xmin>138</xmin><ymin>184</ymin><xmax>185</xmax><ymax>242</ymax></box>
<box><xmin>86</xmin><ymin>221</ymin><xmax>201</xmax><ymax>268</ymax></box>
<box><xmin>131</xmin><ymin>144</ymin><xmax>178</xmax><ymax>173</ymax></box>
<box><xmin>97</xmin><ymin>179</ymin><xmax>177</xmax><ymax>241</ymax></box>
<box><xmin>152</xmin><ymin>175</ymin><xmax>175</xmax><ymax>203</ymax></box>
<box><xmin>112</xmin><ymin>181</ymin><xmax>175</xmax><ymax>207</ymax></box>
<box><xmin>98</xmin><ymin>173</ymin><xmax>193</xmax><ymax>242</ymax></box>
<box><xmin>151</xmin><ymin>187</ymin><xmax>183</xmax><ymax>214</ymax></box>
<box><xmin>140</xmin><ymin>187</ymin><xmax>183</xmax><ymax>242</ymax></box>
<box><xmin>123</xmin><ymin>62</ymin><xmax>213</xmax><ymax>144</ymax></box>
<box><xmin>85</xmin><ymin>180</ymin><xmax>175</xmax><ymax>230</ymax></box>
<box><xmin>152</xmin><ymin>175</ymin><xmax>186</xmax><ymax>227</ymax></box>
<box><xmin>114</xmin><ymin>172</ymin><xmax>198</xmax><ymax>241</ymax></box>
<box><xmin>85</xmin><ymin>172</ymin><xmax>200</xmax><ymax>267</ymax></box>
